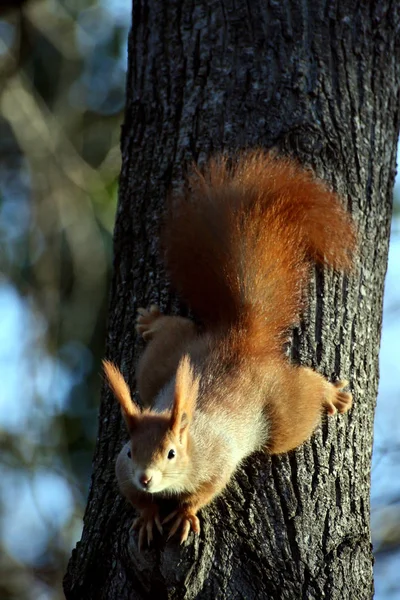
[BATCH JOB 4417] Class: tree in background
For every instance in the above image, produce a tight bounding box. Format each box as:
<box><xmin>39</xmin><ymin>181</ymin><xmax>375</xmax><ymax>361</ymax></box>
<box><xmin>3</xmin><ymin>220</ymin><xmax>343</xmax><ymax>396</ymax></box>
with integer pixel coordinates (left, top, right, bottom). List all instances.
<box><xmin>64</xmin><ymin>1</ymin><xmax>400</xmax><ymax>598</ymax></box>
<box><xmin>0</xmin><ymin>1</ymin><xmax>128</xmax><ymax>597</ymax></box>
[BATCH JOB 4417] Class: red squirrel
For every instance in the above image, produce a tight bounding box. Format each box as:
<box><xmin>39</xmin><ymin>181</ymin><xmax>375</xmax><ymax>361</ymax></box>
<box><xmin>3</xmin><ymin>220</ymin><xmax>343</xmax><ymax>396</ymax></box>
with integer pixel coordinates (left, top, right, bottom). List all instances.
<box><xmin>103</xmin><ymin>151</ymin><xmax>356</xmax><ymax>549</ymax></box>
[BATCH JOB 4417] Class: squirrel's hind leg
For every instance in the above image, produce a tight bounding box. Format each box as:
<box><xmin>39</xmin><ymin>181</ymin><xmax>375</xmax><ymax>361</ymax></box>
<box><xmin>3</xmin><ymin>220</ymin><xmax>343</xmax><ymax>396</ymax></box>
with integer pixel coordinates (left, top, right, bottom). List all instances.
<box><xmin>135</xmin><ymin>306</ymin><xmax>197</xmax><ymax>406</ymax></box>
<box><xmin>266</xmin><ymin>366</ymin><xmax>353</xmax><ymax>454</ymax></box>
<box><xmin>136</xmin><ymin>305</ymin><xmax>162</xmax><ymax>340</ymax></box>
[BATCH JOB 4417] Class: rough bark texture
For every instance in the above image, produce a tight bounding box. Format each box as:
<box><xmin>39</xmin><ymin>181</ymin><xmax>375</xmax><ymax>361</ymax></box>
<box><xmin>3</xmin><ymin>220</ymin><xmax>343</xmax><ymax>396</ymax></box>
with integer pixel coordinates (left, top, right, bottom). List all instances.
<box><xmin>64</xmin><ymin>1</ymin><xmax>400</xmax><ymax>599</ymax></box>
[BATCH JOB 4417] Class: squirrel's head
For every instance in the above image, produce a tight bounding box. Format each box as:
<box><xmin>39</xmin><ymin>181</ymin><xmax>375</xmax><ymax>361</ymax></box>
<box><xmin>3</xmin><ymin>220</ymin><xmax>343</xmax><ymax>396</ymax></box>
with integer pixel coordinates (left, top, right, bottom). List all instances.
<box><xmin>104</xmin><ymin>356</ymin><xmax>199</xmax><ymax>494</ymax></box>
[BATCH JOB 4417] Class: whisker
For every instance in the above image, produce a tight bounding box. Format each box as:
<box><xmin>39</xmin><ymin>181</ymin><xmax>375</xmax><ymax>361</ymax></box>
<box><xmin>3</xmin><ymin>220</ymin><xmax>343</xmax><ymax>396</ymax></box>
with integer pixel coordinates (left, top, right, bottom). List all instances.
<box><xmin>117</xmin><ymin>478</ymin><xmax>136</xmax><ymax>486</ymax></box>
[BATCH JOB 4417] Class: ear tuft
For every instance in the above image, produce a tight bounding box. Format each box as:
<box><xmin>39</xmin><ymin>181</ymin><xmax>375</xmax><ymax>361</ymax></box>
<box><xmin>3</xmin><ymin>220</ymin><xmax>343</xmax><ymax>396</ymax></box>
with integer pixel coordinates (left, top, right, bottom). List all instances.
<box><xmin>170</xmin><ymin>355</ymin><xmax>199</xmax><ymax>437</ymax></box>
<box><xmin>102</xmin><ymin>360</ymin><xmax>140</xmax><ymax>429</ymax></box>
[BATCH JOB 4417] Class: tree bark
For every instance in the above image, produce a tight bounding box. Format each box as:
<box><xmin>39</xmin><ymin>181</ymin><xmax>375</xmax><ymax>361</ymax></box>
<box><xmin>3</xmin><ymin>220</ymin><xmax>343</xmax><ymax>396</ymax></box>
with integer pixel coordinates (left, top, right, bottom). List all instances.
<box><xmin>64</xmin><ymin>1</ymin><xmax>400</xmax><ymax>598</ymax></box>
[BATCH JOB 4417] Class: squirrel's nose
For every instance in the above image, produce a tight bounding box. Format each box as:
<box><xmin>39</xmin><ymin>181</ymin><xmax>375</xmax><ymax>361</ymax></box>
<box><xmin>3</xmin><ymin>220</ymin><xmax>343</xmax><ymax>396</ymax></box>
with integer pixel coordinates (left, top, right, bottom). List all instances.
<box><xmin>139</xmin><ymin>474</ymin><xmax>152</xmax><ymax>487</ymax></box>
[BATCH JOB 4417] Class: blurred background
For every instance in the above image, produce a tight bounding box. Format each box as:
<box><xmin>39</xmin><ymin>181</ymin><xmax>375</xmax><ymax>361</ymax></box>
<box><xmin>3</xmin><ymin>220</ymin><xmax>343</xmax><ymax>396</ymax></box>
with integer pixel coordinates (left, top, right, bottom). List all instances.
<box><xmin>0</xmin><ymin>1</ymin><xmax>398</xmax><ymax>599</ymax></box>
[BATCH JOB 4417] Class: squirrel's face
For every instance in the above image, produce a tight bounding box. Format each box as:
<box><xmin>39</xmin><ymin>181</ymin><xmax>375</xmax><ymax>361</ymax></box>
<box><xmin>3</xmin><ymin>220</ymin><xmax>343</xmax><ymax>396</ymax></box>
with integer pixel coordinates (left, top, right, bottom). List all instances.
<box><xmin>126</xmin><ymin>413</ymin><xmax>191</xmax><ymax>494</ymax></box>
<box><xmin>106</xmin><ymin>355</ymin><xmax>198</xmax><ymax>495</ymax></box>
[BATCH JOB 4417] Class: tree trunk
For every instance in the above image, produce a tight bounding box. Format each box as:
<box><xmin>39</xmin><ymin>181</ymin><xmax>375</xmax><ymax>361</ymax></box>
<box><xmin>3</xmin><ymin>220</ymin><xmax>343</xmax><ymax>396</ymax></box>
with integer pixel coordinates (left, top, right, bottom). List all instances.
<box><xmin>64</xmin><ymin>1</ymin><xmax>400</xmax><ymax>598</ymax></box>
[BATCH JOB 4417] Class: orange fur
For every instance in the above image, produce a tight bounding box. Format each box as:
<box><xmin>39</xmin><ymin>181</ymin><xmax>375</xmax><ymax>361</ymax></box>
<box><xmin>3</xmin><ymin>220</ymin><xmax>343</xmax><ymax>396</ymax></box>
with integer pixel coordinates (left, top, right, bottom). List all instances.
<box><xmin>103</xmin><ymin>360</ymin><xmax>140</xmax><ymax>428</ymax></box>
<box><xmin>108</xmin><ymin>152</ymin><xmax>356</xmax><ymax>547</ymax></box>
<box><xmin>135</xmin><ymin>310</ymin><xmax>197</xmax><ymax>406</ymax></box>
<box><xmin>163</xmin><ymin>151</ymin><xmax>356</xmax><ymax>354</ymax></box>
<box><xmin>170</xmin><ymin>355</ymin><xmax>199</xmax><ymax>437</ymax></box>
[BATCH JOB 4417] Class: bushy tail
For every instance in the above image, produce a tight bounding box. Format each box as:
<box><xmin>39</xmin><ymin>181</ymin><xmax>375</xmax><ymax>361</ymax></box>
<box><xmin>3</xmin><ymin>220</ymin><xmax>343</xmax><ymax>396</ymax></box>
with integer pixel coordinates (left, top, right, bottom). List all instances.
<box><xmin>163</xmin><ymin>151</ymin><xmax>356</xmax><ymax>354</ymax></box>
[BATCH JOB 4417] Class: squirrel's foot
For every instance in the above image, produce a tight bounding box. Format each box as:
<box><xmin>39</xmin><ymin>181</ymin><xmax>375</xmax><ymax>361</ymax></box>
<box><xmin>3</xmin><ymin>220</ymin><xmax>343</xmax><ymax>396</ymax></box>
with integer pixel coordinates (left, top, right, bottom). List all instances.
<box><xmin>324</xmin><ymin>380</ymin><xmax>352</xmax><ymax>416</ymax></box>
<box><xmin>163</xmin><ymin>506</ymin><xmax>200</xmax><ymax>544</ymax></box>
<box><xmin>131</xmin><ymin>505</ymin><xmax>163</xmax><ymax>551</ymax></box>
<box><xmin>135</xmin><ymin>305</ymin><xmax>162</xmax><ymax>341</ymax></box>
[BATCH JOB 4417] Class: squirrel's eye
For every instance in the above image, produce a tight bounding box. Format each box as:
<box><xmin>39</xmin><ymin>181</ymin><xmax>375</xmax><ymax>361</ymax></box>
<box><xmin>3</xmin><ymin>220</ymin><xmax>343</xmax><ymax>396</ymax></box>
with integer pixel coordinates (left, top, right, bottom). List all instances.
<box><xmin>168</xmin><ymin>449</ymin><xmax>176</xmax><ymax>460</ymax></box>
<box><xmin>127</xmin><ymin>450</ymin><xmax>131</xmax><ymax>458</ymax></box>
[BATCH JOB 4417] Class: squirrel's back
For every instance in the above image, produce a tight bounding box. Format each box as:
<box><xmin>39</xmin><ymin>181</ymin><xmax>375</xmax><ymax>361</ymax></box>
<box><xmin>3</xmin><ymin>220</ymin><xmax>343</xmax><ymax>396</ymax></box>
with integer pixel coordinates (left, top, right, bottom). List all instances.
<box><xmin>163</xmin><ymin>151</ymin><xmax>356</xmax><ymax>356</ymax></box>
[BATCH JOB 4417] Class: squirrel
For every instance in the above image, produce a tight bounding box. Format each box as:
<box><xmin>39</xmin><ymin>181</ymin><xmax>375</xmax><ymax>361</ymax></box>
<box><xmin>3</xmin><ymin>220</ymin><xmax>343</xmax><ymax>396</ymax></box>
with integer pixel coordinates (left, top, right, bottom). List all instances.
<box><xmin>103</xmin><ymin>150</ymin><xmax>356</xmax><ymax>549</ymax></box>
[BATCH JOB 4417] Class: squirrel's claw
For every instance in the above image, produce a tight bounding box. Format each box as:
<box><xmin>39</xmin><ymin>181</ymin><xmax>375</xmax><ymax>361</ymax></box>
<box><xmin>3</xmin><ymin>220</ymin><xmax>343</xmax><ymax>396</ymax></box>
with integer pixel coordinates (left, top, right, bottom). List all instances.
<box><xmin>162</xmin><ymin>509</ymin><xmax>178</xmax><ymax>525</ymax></box>
<box><xmin>324</xmin><ymin>380</ymin><xmax>352</xmax><ymax>416</ymax></box>
<box><xmin>180</xmin><ymin>519</ymin><xmax>192</xmax><ymax>544</ymax></box>
<box><xmin>136</xmin><ymin>305</ymin><xmax>162</xmax><ymax>341</ymax></box>
<box><xmin>154</xmin><ymin>513</ymin><xmax>163</xmax><ymax>535</ymax></box>
<box><xmin>164</xmin><ymin>507</ymin><xmax>200</xmax><ymax>544</ymax></box>
<box><xmin>138</xmin><ymin>523</ymin><xmax>146</xmax><ymax>552</ymax></box>
<box><xmin>131</xmin><ymin>506</ymin><xmax>163</xmax><ymax>551</ymax></box>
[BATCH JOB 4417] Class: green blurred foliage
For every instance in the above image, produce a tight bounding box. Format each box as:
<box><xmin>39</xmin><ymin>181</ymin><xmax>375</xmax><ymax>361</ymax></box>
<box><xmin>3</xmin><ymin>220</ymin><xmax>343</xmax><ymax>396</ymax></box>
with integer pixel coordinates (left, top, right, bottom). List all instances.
<box><xmin>0</xmin><ymin>0</ymin><xmax>128</xmax><ymax>597</ymax></box>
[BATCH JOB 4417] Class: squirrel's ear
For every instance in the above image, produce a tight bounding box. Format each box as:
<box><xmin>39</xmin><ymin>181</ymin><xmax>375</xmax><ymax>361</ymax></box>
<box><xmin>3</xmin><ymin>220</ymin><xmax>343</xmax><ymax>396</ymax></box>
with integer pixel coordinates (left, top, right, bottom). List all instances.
<box><xmin>102</xmin><ymin>360</ymin><xmax>140</xmax><ymax>431</ymax></box>
<box><xmin>170</xmin><ymin>355</ymin><xmax>199</xmax><ymax>440</ymax></box>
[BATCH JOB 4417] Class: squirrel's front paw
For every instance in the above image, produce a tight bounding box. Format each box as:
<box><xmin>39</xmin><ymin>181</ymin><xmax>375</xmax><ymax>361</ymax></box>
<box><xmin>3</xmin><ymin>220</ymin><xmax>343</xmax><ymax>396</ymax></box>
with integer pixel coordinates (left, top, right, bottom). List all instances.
<box><xmin>163</xmin><ymin>506</ymin><xmax>200</xmax><ymax>544</ymax></box>
<box><xmin>324</xmin><ymin>380</ymin><xmax>353</xmax><ymax>416</ymax></box>
<box><xmin>135</xmin><ymin>305</ymin><xmax>162</xmax><ymax>341</ymax></box>
<box><xmin>131</xmin><ymin>505</ymin><xmax>163</xmax><ymax>551</ymax></box>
